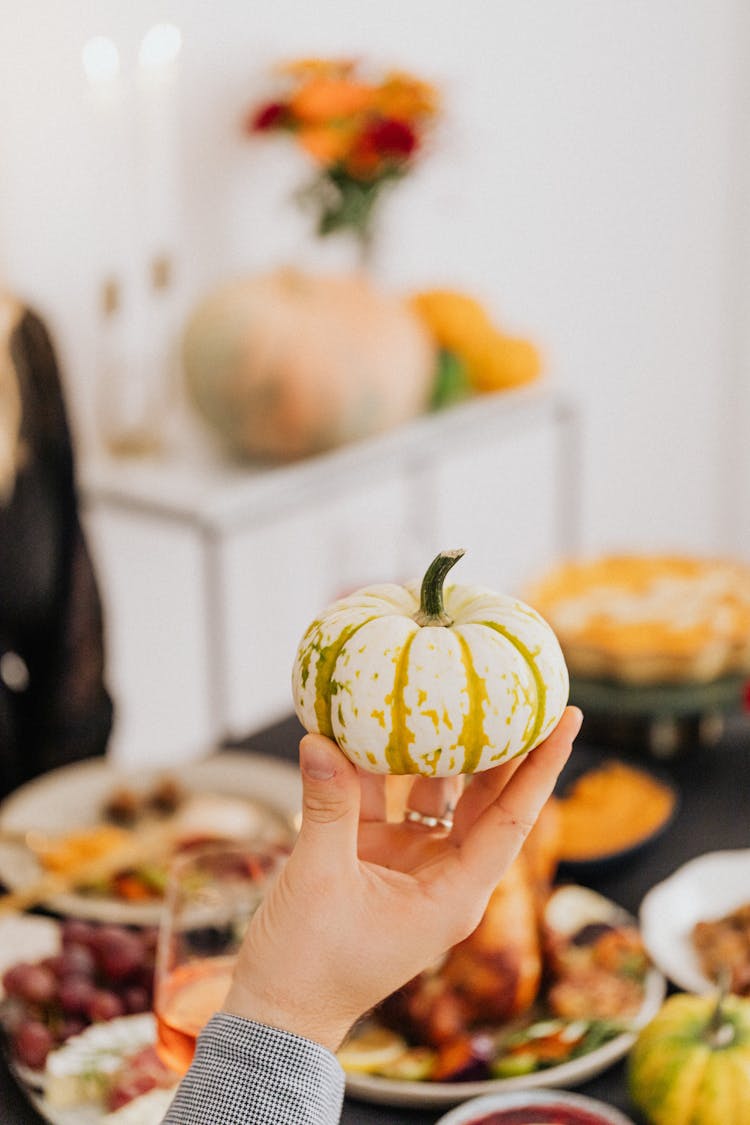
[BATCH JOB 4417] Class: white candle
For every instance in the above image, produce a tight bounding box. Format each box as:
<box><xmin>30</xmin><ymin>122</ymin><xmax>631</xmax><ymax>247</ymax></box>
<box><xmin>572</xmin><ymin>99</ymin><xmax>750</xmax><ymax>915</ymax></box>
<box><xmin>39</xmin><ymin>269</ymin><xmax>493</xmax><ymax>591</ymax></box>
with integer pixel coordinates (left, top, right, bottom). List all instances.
<box><xmin>136</xmin><ymin>22</ymin><xmax>183</xmax><ymax>264</ymax></box>
<box><xmin>82</xmin><ymin>35</ymin><xmax>139</xmax><ymax>292</ymax></box>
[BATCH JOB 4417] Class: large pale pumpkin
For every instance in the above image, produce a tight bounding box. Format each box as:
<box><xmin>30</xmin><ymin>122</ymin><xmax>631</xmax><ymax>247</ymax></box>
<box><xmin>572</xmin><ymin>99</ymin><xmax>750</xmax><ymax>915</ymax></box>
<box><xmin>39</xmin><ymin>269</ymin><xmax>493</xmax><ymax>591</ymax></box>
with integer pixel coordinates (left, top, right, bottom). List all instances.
<box><xmin>629</xmin><ymin>991</ymin><xmax>750</xmax><ymax>1125</ymax></box>
<box><xmin>183</xmin><ymin>268</ymin><xmax>435</xmax><ymax>461</ymax></box>
<box><xmin>292</xmin><ymin>550</ymin><xmax>569</xmax><ymax>776</ymax></box>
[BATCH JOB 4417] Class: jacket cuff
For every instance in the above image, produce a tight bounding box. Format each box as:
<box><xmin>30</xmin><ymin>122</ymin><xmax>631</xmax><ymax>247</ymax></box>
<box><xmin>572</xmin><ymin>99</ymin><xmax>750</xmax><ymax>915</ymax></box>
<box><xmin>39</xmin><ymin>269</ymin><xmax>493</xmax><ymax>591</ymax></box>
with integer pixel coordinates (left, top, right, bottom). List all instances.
<box><xmin>162</xmin><ymin>1011</ymin><xmax>346</xmax><ymax>1124</ymax></box>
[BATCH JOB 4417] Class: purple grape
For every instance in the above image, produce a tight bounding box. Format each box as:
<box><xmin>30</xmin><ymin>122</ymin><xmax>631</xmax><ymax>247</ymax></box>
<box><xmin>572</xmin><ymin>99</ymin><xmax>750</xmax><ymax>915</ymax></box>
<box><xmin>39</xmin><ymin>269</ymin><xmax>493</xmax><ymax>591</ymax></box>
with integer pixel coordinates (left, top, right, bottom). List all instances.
<box><xmin>58</xmin><ymin>975</ymin><xmax>96</xmax><ymax>1016</ymax></box>
<box><xmin>13</xmin><ymin>1020</ymin><xmax>54</xmax><ymax>1069</ymax></box>
<box><xmin>95</xmin><ymin>929</ymin><xmax>144</xmax><ymax>982</ymax></box>
<box><xmin>120</xmin><ymin>985</ymin><xmax>150</xmax><ymax>1014</ymax></box>
<box><xmin>87</xmin><ymin>989</ymin><xmax>125</xmax><ymax>1023</ymax></box>
<box><xmin>2</xmin><ymin>964</ymin><xmax>57</xmax><ymax>1006</ymax></box>
<box><xmin>58</xmin><ymin>1016</ymin><xmax>87</xmax><ymax>1042</ymax></box>
<box><xmin>40</xmin><ymin>955</ymin><xmax>66</xmax><ymax>977</ymax></box>
<box><xmin>61</xmin><ymin>919</ymin><xmax>97</xmax><ymax>949</ymax></box>
<box><xmin>59</xmin><ymin>943</ymin><xmax>97</xmax><ymax>979</ymax></box>
<box><xmin>90</xmin><ymin>924</ymin><xmax>126</xmax><ymax>953</ymax></box>
<box><xmin>131</xmin><ymin>964</ymin><xmax>156</xmax><ymax>996</ymax></box>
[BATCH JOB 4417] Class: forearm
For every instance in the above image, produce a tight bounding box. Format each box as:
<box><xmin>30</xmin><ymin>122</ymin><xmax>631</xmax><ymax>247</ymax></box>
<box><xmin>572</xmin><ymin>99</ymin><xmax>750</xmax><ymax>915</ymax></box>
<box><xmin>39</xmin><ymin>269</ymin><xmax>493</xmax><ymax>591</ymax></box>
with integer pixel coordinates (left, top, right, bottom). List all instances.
<box><xmin>161</xmin><ymin>1012</ymin><xmax>346</xmax><ymax>1125</ymax></box>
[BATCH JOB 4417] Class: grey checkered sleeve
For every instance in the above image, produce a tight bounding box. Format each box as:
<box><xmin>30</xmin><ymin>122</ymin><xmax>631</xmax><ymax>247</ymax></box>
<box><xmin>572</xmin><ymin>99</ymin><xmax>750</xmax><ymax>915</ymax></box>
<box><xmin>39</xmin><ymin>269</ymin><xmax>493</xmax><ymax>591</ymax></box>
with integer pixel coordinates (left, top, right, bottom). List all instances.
<box><xmin>161</xmin><ymin>1012</ymin><xmax>346</xmax><ymax>1124</ymax></box>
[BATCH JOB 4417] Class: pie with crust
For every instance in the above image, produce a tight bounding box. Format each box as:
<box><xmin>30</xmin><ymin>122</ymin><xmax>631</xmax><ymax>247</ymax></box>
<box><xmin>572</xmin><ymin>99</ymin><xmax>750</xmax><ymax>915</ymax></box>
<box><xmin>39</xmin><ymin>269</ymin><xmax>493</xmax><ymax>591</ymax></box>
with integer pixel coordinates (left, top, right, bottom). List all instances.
<box><xmin>525</xmin><ymin>555</ymin><xmax>750</xmax><ymax>685</ymax></box>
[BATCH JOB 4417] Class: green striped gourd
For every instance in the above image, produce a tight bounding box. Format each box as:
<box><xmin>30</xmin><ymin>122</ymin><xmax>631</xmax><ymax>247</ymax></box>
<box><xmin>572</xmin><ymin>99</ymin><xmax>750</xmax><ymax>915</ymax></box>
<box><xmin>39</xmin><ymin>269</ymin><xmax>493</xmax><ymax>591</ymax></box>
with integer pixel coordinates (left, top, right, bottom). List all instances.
<box><xmin>629</xmin><ymin>991</ymin><xmax>750</xmax><ymax>1125</ymax></box>
<box><xmin>291</xmin><ymin>549</ymin><xmax>569</xmax><ymax>776</ymax></box>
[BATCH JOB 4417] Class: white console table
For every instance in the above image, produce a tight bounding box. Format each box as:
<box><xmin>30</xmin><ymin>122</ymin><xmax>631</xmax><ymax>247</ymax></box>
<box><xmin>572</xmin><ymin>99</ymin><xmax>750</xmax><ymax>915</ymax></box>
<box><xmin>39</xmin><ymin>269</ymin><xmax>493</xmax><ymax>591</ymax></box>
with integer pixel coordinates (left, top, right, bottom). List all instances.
<box><xmin>80</xmin><ymin>385</ymin><xmax>581</xmax><ymax>768</ymax></box>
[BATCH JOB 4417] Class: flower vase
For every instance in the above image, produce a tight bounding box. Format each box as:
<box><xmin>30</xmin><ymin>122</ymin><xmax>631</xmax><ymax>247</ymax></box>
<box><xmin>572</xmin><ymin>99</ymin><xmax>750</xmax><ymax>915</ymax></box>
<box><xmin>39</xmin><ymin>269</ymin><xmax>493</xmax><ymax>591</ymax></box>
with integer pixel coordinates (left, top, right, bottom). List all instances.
<box><xmin>291</xmin><ymin>221</ymin><xmax>376</xmax><ymax>279</ymax></box>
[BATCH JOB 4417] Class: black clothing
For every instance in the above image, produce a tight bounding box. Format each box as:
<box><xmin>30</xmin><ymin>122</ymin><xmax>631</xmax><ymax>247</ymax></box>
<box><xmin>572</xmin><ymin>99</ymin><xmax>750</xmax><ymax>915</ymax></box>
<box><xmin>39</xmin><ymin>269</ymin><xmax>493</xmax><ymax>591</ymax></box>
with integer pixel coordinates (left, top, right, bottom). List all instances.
<box><xmin>0</xmin><ymin>309</ymin><xmax>113</xmax><ymax>799</ymax></box>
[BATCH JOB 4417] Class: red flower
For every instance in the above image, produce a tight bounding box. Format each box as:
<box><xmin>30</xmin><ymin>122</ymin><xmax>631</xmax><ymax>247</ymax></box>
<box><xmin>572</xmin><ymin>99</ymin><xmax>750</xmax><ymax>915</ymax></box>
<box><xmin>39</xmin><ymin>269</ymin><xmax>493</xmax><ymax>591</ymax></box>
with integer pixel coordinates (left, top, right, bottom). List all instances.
<box><xmin>364</xmin><ymin>116</ymin><xmax>418</xmax><ymax>159</ymax></box>
<box><xmin>344</xmin><ymin>116</ymin><xmax>419</xmax><ymax>181</ymax></box>
<box><xmin>248</xmin><ymin>101</ymin><xmax>288</xmax><ymax>133</ymax></box>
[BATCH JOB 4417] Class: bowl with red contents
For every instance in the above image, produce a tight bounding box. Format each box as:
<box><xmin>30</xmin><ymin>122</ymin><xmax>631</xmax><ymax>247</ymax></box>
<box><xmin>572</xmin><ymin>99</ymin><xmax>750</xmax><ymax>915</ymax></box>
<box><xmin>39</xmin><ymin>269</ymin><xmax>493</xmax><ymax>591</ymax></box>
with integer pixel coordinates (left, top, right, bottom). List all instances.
<box><xmin>435</xmin><ymin>1089</ymin><xmax>636</xmax><ymax>1125</ymax></box>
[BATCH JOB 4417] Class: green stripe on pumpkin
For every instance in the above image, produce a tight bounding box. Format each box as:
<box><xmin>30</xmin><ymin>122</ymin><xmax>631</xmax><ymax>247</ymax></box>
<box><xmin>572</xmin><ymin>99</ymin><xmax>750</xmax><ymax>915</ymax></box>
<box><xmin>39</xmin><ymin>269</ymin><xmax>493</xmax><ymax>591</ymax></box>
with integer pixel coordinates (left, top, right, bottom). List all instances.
<box><xmin>455</xmin><ymin>632</ymin><xmax>489</xmax><ymax>774</ymax></box>
<box><xmin>480</xmin><ymin>622</ymin><xmax>547</xmax><ymax>752</ymax></box>
<box><xmin>309</xmin><ymin>617</ymin><xmax>378</xmax><ymax>737</ymax></box>
<box><xmin>384</xmin><ymin>630</ymin><xmax>418</xmax><ymax>773</ymax></box>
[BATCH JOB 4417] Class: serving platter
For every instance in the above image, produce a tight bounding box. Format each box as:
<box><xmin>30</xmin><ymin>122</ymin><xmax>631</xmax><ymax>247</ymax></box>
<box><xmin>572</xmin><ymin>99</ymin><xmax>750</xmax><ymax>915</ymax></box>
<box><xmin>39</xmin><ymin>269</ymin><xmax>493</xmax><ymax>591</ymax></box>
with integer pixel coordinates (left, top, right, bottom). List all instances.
<box><xmin>0</xmin><ymin>751</ymin><xmax>301</xmax><ymax>926</ymax></box>
<box><xmin>346</xmin><ymin>970</ymin><xmax>664</xmax><ymax>1108</ymax></box>
<box><xmin>345</xmin><ymin>891</ymin><xmax>666</xmax><ymax>1109</ymax></box>
<box><xmin>0</xmin><ymin>910</ymin><xmax>176</xmax><ymax>1125</ymax></box>
<box><xmin>639</xmin><ymin>848</ymin><xmax>750</xmax><ymax>993</ymax></box>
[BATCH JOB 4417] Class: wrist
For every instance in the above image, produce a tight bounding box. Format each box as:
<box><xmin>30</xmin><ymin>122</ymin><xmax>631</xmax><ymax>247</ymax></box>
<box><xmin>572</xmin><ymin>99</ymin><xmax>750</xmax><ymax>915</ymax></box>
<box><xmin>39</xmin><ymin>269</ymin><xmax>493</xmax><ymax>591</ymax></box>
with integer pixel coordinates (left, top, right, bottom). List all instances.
<box><xmin>222</xmin><ymin>977</ymin><xmax>354</xmax><ymax>1054</ymax></box>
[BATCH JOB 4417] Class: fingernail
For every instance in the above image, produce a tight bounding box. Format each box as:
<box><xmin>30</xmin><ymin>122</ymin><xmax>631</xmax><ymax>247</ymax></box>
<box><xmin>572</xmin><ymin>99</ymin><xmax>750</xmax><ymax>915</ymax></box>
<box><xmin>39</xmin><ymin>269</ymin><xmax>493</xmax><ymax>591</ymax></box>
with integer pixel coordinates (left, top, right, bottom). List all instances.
<box><xmin>301</xmin><ymin>738</ymin><xmax>337</xmax><ymax>780</ymax></box>
<box><xmin>570</xmin><ymin>706</ymin><xmax>584</xmax><ymax>733</ymax></box>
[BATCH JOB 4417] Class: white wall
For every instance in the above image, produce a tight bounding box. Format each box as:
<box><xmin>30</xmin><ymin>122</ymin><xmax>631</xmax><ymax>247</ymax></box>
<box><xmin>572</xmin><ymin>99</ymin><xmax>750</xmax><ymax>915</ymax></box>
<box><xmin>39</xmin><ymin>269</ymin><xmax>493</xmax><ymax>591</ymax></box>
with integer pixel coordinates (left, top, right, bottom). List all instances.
<box><xmin>728</xmin><ymin>1</ymin><xmax>750</xmax><ymax>559</ymax></box>
<box><xmin>0</xmin><ymin>0</ymin><xmax>746</xmax><ymax>557</ymax></box>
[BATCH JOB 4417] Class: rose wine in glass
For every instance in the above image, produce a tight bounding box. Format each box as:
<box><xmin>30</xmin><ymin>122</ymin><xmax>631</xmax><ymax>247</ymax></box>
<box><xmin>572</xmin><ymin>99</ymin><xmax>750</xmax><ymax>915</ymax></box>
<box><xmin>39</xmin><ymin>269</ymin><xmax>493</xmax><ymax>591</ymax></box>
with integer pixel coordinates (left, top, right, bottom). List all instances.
<box><xmin>154</xmin><ymin>842</ymin><xmax>285</xmax><ymax>1074</ymax></box>
<box><xmin>156</xmin><ymin>955</ymin><xmax>236</xmax><ymax>1072</ymax></box>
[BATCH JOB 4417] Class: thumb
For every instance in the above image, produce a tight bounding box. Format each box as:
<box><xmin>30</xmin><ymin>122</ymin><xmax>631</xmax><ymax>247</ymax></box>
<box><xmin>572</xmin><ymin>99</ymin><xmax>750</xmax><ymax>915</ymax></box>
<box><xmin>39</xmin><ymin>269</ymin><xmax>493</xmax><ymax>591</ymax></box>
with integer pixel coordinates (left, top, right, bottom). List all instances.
<box><xmin>297</xmin><ymin>734</ymin><xmax>361</xmax><ymax>863</ymax></box>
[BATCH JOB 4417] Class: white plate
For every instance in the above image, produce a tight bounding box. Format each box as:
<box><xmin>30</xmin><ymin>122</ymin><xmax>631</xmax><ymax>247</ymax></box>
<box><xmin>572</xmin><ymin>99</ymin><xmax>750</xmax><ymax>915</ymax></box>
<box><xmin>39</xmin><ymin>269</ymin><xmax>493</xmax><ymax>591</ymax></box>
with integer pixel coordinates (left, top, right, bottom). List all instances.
<box><xmin>0</xmin><ymin>751</ymin><xmax>301</xmax><ymax>926</ymax></box>
<box><xmin>345</xmin><ymin>909</ymin><xmax>666</xmax><ymax>1109</ymax></box>
<box><xmin>639</xmin><ymin>848</ymin><xmax>750</xmax><ymax>993</ymax></box>
<box><xmin>435</xmin><ymin>1088</ymin><xmax>636</xmax><ymax>1125</ymax></box>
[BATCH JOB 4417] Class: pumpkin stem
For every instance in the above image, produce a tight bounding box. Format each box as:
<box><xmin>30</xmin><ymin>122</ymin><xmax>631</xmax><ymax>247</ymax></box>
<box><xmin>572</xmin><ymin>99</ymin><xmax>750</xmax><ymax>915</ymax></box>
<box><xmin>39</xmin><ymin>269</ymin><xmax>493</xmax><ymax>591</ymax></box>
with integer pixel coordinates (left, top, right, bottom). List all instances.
<box><xmin>414</xmin><ymin>549</ymin><xmax>465</xmax><ymax>627</ymax></box>
<box><xmin>705</xmin><ymin>969</ymin><xmax>735</xmax><ymax>1049</ymax></box>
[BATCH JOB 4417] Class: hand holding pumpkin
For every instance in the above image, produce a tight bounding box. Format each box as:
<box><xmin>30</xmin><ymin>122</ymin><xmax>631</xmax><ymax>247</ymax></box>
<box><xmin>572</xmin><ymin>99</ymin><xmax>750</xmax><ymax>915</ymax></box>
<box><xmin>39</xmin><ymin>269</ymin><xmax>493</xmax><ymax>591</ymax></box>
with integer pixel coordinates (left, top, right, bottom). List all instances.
<box><xmin>222</xmin><ymin>707</ymin><xmax>582</xmax><ymax>1053</ymax></box>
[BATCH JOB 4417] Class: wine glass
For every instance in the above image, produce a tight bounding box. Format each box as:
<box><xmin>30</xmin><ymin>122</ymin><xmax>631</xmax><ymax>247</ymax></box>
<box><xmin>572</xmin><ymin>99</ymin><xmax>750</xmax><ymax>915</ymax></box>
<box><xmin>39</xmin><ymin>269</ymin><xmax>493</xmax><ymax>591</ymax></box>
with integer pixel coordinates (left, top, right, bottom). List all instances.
<box><xmin>154</xmin><ymin>841</ymin><xmax>285</xmax><ymax>1073</ymax></box>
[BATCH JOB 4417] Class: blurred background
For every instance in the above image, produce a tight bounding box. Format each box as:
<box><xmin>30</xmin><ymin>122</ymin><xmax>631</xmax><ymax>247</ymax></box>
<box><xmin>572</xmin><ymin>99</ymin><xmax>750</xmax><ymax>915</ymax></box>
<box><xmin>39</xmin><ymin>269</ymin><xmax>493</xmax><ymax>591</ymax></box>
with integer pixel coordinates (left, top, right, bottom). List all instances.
<box><xmin>2</xmin><ymin>0</ymin><xmax>749</xmax><ymax>766</ymax></box>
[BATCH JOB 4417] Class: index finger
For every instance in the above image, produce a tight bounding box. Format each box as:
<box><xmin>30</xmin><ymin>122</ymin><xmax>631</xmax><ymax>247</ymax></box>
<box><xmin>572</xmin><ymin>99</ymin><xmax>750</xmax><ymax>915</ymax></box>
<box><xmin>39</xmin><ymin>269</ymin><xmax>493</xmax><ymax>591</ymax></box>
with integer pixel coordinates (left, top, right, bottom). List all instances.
<box><xmin>357</xmin><ymin>769</ymin><xmax>386</xmax><ymax>823</ymax></box>
<box><xmin>456</xmin><ymin>706</ymin><xmax>582</xmax><ymax>891</ymax></box>
<box><xmin>449</xmin><ymin>754</ymin><xmax>526</xmax><ymax>845</ymax></box>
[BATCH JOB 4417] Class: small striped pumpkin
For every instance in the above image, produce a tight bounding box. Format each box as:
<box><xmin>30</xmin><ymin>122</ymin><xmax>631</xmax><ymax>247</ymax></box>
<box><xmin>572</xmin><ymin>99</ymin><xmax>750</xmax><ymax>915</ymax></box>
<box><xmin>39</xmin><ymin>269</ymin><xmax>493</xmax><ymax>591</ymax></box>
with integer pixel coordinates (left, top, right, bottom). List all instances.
<box><xmin>292</xmin><ymin>550</ymin><xmax>569</xmax><ymax>776</ymax></box>
<box><xmin>629</xmin><ymin>992</ymin><xmax>750</xmax><ymax>1125</ymax></box>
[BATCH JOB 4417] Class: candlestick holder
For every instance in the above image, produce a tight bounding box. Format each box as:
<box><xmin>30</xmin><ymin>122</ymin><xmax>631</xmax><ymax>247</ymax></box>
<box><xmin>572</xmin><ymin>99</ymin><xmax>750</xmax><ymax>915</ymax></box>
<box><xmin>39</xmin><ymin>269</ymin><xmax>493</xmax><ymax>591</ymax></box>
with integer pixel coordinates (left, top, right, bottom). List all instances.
<box><xmin>95</xmin><ymin>275</ymin><xmax>169</xmax><ymax>458</ymax></box>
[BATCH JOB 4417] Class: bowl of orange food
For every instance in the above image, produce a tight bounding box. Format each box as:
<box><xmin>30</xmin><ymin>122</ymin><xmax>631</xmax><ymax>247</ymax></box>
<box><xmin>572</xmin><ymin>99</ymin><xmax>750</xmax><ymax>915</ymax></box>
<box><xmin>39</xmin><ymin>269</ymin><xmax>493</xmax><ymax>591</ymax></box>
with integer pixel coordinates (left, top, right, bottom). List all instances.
<box><xmin>552</xmin><ymin>748</ymin><xmax>679</xmax><ymax>876</ymax></box>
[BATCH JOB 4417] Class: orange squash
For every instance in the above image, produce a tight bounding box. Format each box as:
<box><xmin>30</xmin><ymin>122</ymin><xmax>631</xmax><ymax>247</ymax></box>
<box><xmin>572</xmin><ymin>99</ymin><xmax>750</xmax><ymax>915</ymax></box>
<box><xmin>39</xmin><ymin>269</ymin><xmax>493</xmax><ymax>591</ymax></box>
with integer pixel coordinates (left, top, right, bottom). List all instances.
<box><xmin>183</xmin><ymin>268</ymin><xmax>435</xmax><ymax>461</ymax></box>
<box><xmin>410</xmin><ymin>288</ymin><xmax>542</xmax><ymax>394</ymax></box>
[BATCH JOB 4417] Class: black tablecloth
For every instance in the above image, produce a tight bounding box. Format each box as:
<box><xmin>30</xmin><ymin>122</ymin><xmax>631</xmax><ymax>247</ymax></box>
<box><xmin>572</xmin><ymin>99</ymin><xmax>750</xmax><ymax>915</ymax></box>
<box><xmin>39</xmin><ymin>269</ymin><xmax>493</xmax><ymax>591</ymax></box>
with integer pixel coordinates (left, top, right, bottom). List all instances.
<box><xmin>2</xmin><ymin>714</ymin><xmax>749</xmax><ymax>1124</ymax></box>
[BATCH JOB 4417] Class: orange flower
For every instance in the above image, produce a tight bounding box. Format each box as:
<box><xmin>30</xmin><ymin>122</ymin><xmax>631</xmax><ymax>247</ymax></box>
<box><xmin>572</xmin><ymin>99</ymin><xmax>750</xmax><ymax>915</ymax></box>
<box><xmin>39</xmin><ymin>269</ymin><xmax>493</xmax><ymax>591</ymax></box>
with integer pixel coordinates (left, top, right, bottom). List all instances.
<box><xmin>297</xmin><ymin>124</ymin><xmax>356</xmax><ymax>166</ymax></box>
<box><xmin>376</xmin><ymin>71</ymin><xmax>440</xmax><ymax>120</ymax></box>
<box><xmin>276</xmin><ymin>57</ymin><xmax>355</xmax><ymax>81</ymax></box>
<box><xmin>343</xmin><ymin>141</ymin><xmax>384</xmax><ymax>182</ymax></box>
<box><xmin>289</xmin><ymin>77</ymin><xmax>376</xmax><ymax>124</ymax></box>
